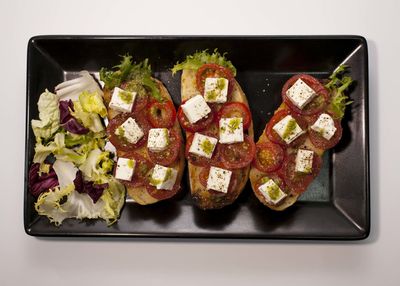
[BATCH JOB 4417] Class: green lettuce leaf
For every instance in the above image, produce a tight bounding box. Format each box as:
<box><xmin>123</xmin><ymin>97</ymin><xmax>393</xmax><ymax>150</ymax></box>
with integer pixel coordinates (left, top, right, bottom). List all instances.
<box><xmin>79</xmin><ymin>148</ymin><xmax>114</xmax><ymax>184</ymax></box>
<box><xmin>31</xmin><ymin>90</ymin><xmax>60</xmax><ymax>140</ymax></box>
<box><xmin>325</xmin><ymin>65</ymin><xmax>354</xmax><ymax>119</ymax></box>
<box><xmin>99</xmin><ymin>55</ymin><xmax>163</xmax><ymax>102</ymax></box>
<box><xmin>71</xmin><ymin>100</ymin><xmax>104</xmax><ymax>133</ymax></box>
<box><xmin>171</xmin><ymin>49</ymin><xmax>237</xmax><ymax>76</ymax></box>
<box><xmin>79</xmin><ymin>90</ymin><xmax>107</xmax><ymax>118</ymax></box>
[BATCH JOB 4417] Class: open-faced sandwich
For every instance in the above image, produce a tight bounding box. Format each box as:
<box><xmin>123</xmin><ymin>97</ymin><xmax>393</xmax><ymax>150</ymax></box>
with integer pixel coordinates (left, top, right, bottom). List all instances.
<box><xmin>28</xmin><ymin>71</ymin><xmax>126</xmax><ymax>226</ymax></box>
<box><xmin>100</xmin><ymin>55</ymin><xmax>185</xmax><ymax>205</ymax></box>
<box><xmin>172</xmin><ymin>50</ymin><xmax>255</xmax><ymax>209</ymax></box>
<box><xmin>249</xmin><ymin>66</ymin><xmax>353</xmax><ymax>210</ymax></box>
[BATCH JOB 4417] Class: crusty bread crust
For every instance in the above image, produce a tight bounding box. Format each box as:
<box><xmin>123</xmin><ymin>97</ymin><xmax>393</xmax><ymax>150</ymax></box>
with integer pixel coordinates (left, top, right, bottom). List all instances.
<box><xmin>181</xmin><ymin>69</ymin><xmax>254</xmax><ymax>209</ymax></box>
<box><xmin>103</xmin><ymin>79</ymin><xmax>185</xmax><ymax>205</ymax></box>
<box><xmin>249</xmin><ymin>103</ymin><xmax>324</xmax><ymax>211</ymax></box>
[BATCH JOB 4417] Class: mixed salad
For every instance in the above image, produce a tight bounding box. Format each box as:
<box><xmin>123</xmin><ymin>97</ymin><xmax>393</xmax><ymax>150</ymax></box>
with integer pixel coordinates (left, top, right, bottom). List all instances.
<box><xmin>28</xmin><ymin>71</ymin><xmax>125</xmax><ymax>226</ymax></box>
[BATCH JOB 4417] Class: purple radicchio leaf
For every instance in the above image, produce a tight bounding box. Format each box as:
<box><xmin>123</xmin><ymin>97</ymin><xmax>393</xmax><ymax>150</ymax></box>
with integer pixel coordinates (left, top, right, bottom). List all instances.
<box><xmin>73</xmin><ymin>170</ymin><xmax>108</xmax><ymax>203</ymax></box>
<box><xmin>28</xmin><ymin>163</ymin><xmax>59</xmax><ymax>197</ymax></box>
<box><xmin>59</xmin><ymin>100</ymin><xmax>89</xmax><ymax>135</ymax></box>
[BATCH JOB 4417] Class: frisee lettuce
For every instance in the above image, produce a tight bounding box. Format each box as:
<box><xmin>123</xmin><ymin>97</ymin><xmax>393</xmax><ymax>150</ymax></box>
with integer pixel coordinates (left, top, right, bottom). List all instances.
<box><xmin>171</xmin><ymin>49</ymin><xmax>237</xmax><ymax>76</ymax></box>
<box><xmin>99</xmin><ymin>54</ymin><xmax>163</xmax><ymax>102</ymax></box>
<box><xmin>325</xmin><ymin>65</ymin><xmax>354</xmax><ymax>119</ymax></box>
<box><xmin>34</xmin><ymin>178</ymin><xmax>125</xmax><ymax>226</ymax></box>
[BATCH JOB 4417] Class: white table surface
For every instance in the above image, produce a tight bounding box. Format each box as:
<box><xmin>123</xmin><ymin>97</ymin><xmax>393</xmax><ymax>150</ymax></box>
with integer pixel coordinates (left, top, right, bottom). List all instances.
<box><xmin>0</xmin><ymin>0</ymin><xmax>398</xmax><ymax>285</ymax></box>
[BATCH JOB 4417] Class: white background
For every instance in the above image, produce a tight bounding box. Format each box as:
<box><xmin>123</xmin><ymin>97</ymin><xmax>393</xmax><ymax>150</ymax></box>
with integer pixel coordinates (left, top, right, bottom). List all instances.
<box><xmin>0</xmin><ymin>0</ymin><xmax>398</xmax><ymax>285</ymax></box>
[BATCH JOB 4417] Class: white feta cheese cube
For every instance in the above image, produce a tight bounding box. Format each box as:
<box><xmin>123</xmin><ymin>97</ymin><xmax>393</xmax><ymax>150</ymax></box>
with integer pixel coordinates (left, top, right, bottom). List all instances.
<box><xmin>258</xmin><ymin>178</ymin><xmax>287</xmax><ymax>205</ymax></box>
<box><xmin>181</xmin><ymin>94</ymin><xmax>211</xmax><ymax>124</ymax></box>
<box><xmin>295</xmin><ymin>149</ymin><xmax>314</xmax><ymax>174</ymax></box>
<box><xmin>311</xmin><ymin>113</ymin><xmax>337</xmax><ymax>140</ymax></box>
<box><xmin>286</xmin><ymin>78</ymin><xmax>317</xmax><ymax>109</ymax></box>
<box><xmin>206</xmin><ymin>166</ymin><xmax>232</xmax><ymax>193</ymax></box>
<box><xmin>109</xmin><ymin>87</ymin><xmax>136</xmax><ymax>113</ymax></box>
<box><xmin>149</xmin><ymin>164</ymin><xmax>178</xmax><ymax>191</ymax></box>
<box><xmin>104</xmin><ymin>141</ymin><xmax>117</xmax><ymax>161</ymax></box>
<box><xmin>147</xmin><ymin>128</ymin><xmax>169</xmax><ymax>152</ymax></box>
<box><xmin>188</xmin><ymin>132</ymin><xmax>218</xmax><ymax>159</ymax></box>
<box><xmin>115</xmin><ymin>117</ymin><xmax>144</xmax><ymax>144</ymax></box>
<box><xmin>204</xmin><ymin>77</ymin><xmax>229</xmax><ymax>103</ymax></box>
<box><xmin>272</xmin><ymin>115</ymin><xmax>305</xmax><ymax>144</ymax></box>
<box><xmin>219</xmin><ymin>117</ymin><xmax>244</xmax><ymax>144</ymax></box>
<box><xmin>115</xmin><ymin>157</ymin><xmax>135</xmax><ymax>181</ymax></box>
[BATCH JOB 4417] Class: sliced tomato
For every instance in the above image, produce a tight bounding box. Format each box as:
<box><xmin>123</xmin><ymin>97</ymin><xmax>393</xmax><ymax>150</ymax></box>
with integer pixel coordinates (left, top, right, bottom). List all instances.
<box><xmin>217</xmin><ymin>102</ymin><xmax>252</xmax><ymax>130</ymax></box>
<box><xmin>133</xmin><ymin>92</ymin><xmax>149</xmax><ymax>113</ymax></box>
<box><xmin>185</xmin><ymin>132</ymin><xmax>220</xmax><ymax>167</ymax></box>
<box><xmin>252</xmin><ymin>142</ymin><xmax>285</xmax><ymax>173</ymax></box>
<box><xmin>219</xmin><ymin>135</ymin><xmax>256</xmax><ymax>169</ymax></box>
<box><xmin>146</xmin><ymin>183</ymin><xmax>180</xmax><ymax>201</ymax></box>
<box><xmin>282</xmin><ymin>152</ymin><xmax>322</xmax><ymax>194</ymax></box>
<box><xmin>117</xmin><ymin>152</ymin><xmax>154</xmax><ymax>188</ymax></box>
<box><xmin>107</xmin><ymin>112</ymin><xmax>151</xmax><ymax>152</ymax></box>
<box><xmin>147</xmin><ymin>100</ymin><xmax>176</xmax><ymax>128</ymax></box>
<box><xmin>196</xmin><ymin>63</ymin><xmax>234</xmax><ymax>97</ymax></box>
<box><xmin>148</xmin><ymin>130</ymin><xmax>181</xmax><ymax>166</ymax></box>
<box><xmin>282</xmin><ymin>74</ymin><xmax>330</xmax><ymax>116</ymax></box>
<box><xmin>177</xmin><ymin>105</ymin><xmax>215</xmax><ymax>133</ymax></box>
<box><xmin>309</xmin><ymin>116</ymin><xmax>343</xmax><ymax>150</ymax></box>
<box><xmin>198</xmin><ymin>166</ymin><xmax>238</xmax><ymax>195</ymax></box>
<box><xmin>265</xmin><ymin>109</ymin><xmax>308</xmax><ymax>148</ymax></box>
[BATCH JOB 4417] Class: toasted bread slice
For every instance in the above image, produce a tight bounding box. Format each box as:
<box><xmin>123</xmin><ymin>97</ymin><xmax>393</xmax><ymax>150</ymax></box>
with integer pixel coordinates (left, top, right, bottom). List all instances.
<box><xmin>249</xmin><ymin>103</ymin><xmax>324</xmax><ymax>211</ymax></box>
<box><xmin>103</xmin><ymin>79</ymin><xmax>185</xmax><ymax>205</ymax></box>
<box><xmin>181</xmin><ymin>69</ymin><xmax>254</xmax><ymax>209</ymax></box>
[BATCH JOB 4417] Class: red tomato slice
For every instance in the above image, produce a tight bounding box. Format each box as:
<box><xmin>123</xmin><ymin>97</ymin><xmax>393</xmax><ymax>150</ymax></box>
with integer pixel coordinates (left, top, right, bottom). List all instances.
<box><xmin>196</xmin><ymin>63</ymin><xmax>234</xmax><ymax>98</ymax></box>
<box><xmin>309</xmin><ymin>115</ymin><xmax>343</xmax><ymax>150</ymax></box>
<box><xmin>146</xmin><ymin>183</ymin><xmax>180</xmax><ymax>201</ymax></box>
<box><xmin>147</xmin><ymin>130</ymin><xmax>181</xmax><ymax>166</ymax></box>
<box><xmin>107</xmin><ymin>112</ymin><xmax>152</xmax><ymax>152</ymax></box>
<box><xmin>217</xmin><ymin>102</ymin><xmax>252</xmax><ymax>130</ymax></box>
<box><xmin>265</xmin><ymin>109</ymin><xmax>308</xmax><ymax>147</ymax></box>
<box><xmin>177</xmin><ymin>105</ymin><xmax>215</xmax><ymax>133</ymax></box>
<box><xmin>147</xmin><ymin>100</ymin><xmax>176</xmax><ymax>128</ymax></box>
<box><xmin>219</xmin><ymin>135</ymin><xmax>256</xmax><ymax>169</ymax></box>
<box><xmin>252</xmin><ymin>142</ymin><xmax>285</xmax><ymax>173</ymax></box>
<box><xmin>282</xmin><ymin>74</ymin><xmax>329</xmax><ymax>116</ymax></box>
<box><xmin>185</xmin><ymin>132</ymin><xmax>220</xmax><ymax>167</ymax></box>
<box><xmin>198</xmin><ymin>166</ymin><xmax>238</xmax><ymax>196</ymax></box>
<box><xmin>117</xmin><ymin>152</ymin><xmax>154</xmax><ymax>188</ymax></box>
<box><xmin>282</xmin><ymin>152</ymin><xmax>322</xmax><ymax>194</ymax></box>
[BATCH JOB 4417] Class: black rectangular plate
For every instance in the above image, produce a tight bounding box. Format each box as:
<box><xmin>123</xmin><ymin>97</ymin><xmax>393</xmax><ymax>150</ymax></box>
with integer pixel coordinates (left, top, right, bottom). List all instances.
<box><xmin>25</xmin><ymin>36</ymin><xmax>369</xmax><ymax>240</ymax></box>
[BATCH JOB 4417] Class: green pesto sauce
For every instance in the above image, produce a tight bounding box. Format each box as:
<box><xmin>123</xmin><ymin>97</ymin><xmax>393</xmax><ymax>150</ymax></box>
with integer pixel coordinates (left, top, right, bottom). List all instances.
<box><xmin>164</xmin><ymin>168</ymin><xmax>173</xmax><ymax>181</ymax></box>
<box><xmin>150</xmin><ymin>168</ymin><xmax>172</xmax><ymax>186</ymax></box>
<box><xmin>260</xmin><ymin>176</ymin><xmax>270</xmax><ymax>184</ymax></box>
<box><xmin>116</xmin><ymin>126</ymin><xmax>125</xmax><ymax>137</ymax></box>
<box><xmin>127</xmin><ymin>159</ymin><xmax>134</xmax><ymax>169</ymax></box>
<box><xmin>206</xmin><ymin>90</ymin><xmax>218</xmax><ymax>101</ymax></box>
<box><xmin>268</xmin><ymin>183</ymin><xmax>281</xmax><ymax>200</ymax></box>
<box><xmin>228</xmin><ymin>118</ymin><xmax>241</xmax><ymax>132</ymax></box>
<box><xmin>216</xmin><ymin>78</ymin><xmax>226</xmax><ymax>90</ymax></box>
<box><xmin>200</xmin><ymin>138</ymin><xmax>214</xmax><ymax>155</ymax></box>
<box><xmin>118</xmin><ymin>90</ymin><xmax>133</xmax><ymax>104</ymax></box>
<box><xmin>282</xmin><ymin>119</ymin><xmax>297</xmax><ymax>139</ymax></box>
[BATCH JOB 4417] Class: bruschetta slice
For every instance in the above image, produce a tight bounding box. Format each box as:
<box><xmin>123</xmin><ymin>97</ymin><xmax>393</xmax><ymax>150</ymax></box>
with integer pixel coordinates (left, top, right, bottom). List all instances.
<box><xmin>250</xmin><ymin>66</ymin><xmax>353</xmax><ymax>210</ymax></box>
<box><xmin>100</xmin><ymin>55</ymin><xmax>185</xmax><ymax>205</ymax></box>
<box><xmin>172</xmin><ymin>50</ymin><xmax>255</xmax><ymax>209</ymax></box>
